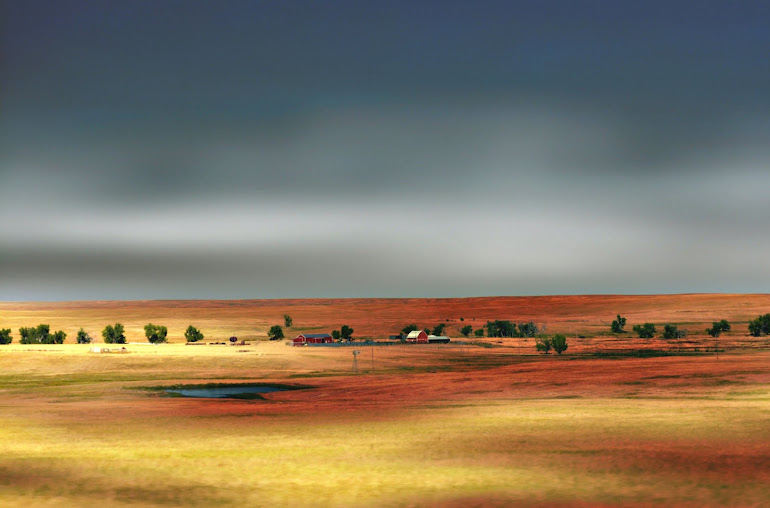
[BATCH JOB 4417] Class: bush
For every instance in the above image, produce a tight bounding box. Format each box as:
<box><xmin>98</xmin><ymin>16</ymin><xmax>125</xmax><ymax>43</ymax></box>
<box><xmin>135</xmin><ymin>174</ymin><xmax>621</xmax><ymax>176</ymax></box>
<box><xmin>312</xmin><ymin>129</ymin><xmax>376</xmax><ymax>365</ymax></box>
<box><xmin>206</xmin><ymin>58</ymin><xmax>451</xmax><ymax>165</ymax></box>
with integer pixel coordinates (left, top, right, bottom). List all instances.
<box><xmin>633</xmin><ymin>323</ymin><xmax>656</xmax><ymax>339</ymax></box>
<box><xmin>185</xmin><ymin>325</ymin><xmax>204</xmax><ymax>343</ymax></box>
<box><xmin>340</xmin><ymin>325</ymin><xmax>354</xmax><ymax>341</ymax></box>
<box><xmin>431</xmin><ymin>323</ymin><xmax>446</xmax><ymax>336</ymax></box>
<box><xmin>102</xmin><ymin>323</ymin><xmax>126</xmax><ymax>344</ymax></box>
<box><xmin>401</xmin><ymin>324</ymin><xmax>418</xmax><ymax>335</ymax></box>
<box><xmin>283</xmin><ymin>314</ymin><xmax>293</xmax><ymax>328</ymax></box>
<box><xmin>0</xmin><ymin>328</ymin><xmax>12</xmax><ymax>344</ymax></box>
<box><xmin>474</xmin><ymin>328</ymin><xmax>484</xmax><ymax>337</ymax></box>
<box><xmin>611</xmin><ymin>314</ymin><xmax>627</xmax><ymax>333</ymax></box>
<box><xmin>76</xmin><ymin>328</ymin><xmax>93</xmax><ymax>344</ymax></box>
<box><xmin>460</xmin><ymin>325</ymin><xmax>473</xmax><ymax>337</ymax></box>
<box><xmin>518</xmin><ymin>322</ymin><xmax>540</xmax><ymax>337</ymax></box>
<box><xmin>551</xmin><ymin>334</ymin><xmax>568</xmax><ymax>354</ymax></box>
<box><xmin>144</xmin><ymin>323</ymin><xmax>168</xmax><ymax>344</ymax></box>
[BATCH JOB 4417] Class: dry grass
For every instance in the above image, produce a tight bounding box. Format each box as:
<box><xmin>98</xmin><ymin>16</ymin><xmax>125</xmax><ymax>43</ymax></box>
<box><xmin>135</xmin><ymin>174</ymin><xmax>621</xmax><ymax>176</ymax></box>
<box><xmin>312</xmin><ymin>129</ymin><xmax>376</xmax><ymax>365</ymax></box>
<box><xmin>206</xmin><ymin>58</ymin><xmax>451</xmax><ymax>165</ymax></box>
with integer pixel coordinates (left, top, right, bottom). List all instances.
<box><xmin>2</xmin><ymin>296</ymin><xmax>770</xmax><ymax>506</ymax></box>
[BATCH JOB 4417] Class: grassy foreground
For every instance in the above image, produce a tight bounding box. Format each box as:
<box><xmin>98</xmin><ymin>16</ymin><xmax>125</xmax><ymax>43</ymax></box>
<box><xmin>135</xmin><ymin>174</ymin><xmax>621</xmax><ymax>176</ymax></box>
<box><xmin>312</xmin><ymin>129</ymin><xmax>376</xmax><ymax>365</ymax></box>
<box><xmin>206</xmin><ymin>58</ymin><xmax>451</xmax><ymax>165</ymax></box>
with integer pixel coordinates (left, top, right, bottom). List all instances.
<box><xmin>1</xmin><ymin>340</ymin><xmax>770</xmax><ymax>507</ymax></box>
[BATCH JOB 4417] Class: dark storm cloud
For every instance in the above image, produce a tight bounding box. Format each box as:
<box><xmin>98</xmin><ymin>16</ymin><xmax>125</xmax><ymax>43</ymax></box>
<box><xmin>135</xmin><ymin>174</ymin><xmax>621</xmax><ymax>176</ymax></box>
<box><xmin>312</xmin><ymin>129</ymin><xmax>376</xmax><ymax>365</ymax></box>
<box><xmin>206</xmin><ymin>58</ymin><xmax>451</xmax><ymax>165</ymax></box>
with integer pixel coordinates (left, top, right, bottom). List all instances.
<box><xmin>2</xmin><ymin>0</ymin><xmax>769</xmax><ymax>300</ymax></box>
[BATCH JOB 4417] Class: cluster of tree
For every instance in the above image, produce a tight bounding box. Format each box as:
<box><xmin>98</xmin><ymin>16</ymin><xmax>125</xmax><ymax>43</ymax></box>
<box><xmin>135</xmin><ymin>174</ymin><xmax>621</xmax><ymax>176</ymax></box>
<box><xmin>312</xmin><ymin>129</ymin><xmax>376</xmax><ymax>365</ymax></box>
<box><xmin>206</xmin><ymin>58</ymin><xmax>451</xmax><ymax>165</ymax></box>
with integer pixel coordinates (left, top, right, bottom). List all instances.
<box><xmin>632</xmin><ymin>323</ymin><xmax>656</xmax><ymax>338</ymax></box>
<box><xmin>748</xmin><ymin>314</ymin><xmax>770</xmax><ymax>337</ymax></box>
<box><xmin>662</xmin><ymin>324</ymin><xmax>686</xmax><ymax>339</ymax></box>
<box><xmin>102</xmin><ymin>323</ymin><xmax>126</xmax><ymax>343</ymax></box>
<box><xmin>332</xmin><ymin>325</ymin><xmax>354</xmax><ymax>341</ymax></box>
<box><xmin>706</xmin><ymin>320</ymin><xmax>730</xmax><ymax>338</ymax></box>
<box><xmin>77</xmin><ymin>328</ymin><xmax>93</xmax><ymax>344</ymax></box>
<box><xmin>18</xmin><ymin>324</ymin><xmax>67</xmax><ymax>344</ymax></box>
<box><xmin>0</xmin><ymin>328</ymin><xmax>13</xmax><ymax>344</ymax></box>
<box><xmin>535</xmin><ymin>334</ymin><xmax>568</xmax><ymax>355</ymax></box>
<box><xmin>486</xmin><ymin>320</ymin><xmax>540</xmax><ymax>338</ymax></box>
<box><xmin>144</xmin><ymin>323</ymin><xmax>168</xmax><ymax>344</ymax></box>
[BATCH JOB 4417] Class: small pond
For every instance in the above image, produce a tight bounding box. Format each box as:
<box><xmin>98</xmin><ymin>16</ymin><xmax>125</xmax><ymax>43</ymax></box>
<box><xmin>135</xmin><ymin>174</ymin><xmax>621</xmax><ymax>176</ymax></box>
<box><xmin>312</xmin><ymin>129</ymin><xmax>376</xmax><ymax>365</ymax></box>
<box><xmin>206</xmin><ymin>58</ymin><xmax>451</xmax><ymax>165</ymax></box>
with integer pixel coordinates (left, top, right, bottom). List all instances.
<box><xmin>165</xmin><ymin>385</ymin><xmax>290</xmax><ymax>399</ymax></box>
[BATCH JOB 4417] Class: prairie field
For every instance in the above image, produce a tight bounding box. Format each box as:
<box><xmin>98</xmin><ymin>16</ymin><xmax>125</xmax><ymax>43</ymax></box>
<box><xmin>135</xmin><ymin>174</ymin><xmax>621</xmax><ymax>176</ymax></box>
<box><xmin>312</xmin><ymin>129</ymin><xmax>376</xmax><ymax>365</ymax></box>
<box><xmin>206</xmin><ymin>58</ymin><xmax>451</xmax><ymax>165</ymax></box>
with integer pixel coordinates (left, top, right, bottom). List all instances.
<box><xmin>1</xmin><ymin>295</ymin><xmax>770</xmax><ymax>507</ymax></box>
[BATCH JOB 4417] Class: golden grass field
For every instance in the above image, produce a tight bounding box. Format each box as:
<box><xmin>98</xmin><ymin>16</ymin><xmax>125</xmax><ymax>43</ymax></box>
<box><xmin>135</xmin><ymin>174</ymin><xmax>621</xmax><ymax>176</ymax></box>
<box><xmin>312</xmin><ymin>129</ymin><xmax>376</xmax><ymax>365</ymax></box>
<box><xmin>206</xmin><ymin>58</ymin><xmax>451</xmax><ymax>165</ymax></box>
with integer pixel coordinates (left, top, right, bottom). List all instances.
<box><xmin>1</xmin><ymin>295</ymin><xmax>770</xmax><ymax>507</ymax></box>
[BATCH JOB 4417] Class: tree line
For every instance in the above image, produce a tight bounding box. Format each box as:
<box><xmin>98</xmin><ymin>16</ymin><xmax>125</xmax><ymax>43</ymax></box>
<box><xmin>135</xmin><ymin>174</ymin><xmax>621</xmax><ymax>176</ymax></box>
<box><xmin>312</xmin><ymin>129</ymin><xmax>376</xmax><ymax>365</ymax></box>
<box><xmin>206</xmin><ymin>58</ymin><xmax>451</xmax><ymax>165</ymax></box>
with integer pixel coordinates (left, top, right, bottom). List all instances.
<box><xmin>0</xmin><ymin>323</ymin><xmax>205</xmax><ymax>345</ymax></box>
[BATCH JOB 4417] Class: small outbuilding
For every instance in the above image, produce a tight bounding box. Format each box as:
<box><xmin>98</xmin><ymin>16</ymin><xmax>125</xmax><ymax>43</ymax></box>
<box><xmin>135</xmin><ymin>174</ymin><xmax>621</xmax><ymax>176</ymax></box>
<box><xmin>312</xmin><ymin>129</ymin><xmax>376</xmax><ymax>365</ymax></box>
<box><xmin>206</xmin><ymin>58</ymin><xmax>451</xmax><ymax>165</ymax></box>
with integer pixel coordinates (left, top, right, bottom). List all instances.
<box><xmin>405</xmin><ymin>330</ymin><xmax>429</xmax><ymax>343</ymax></box>
<box><xmin>293</xmin><ymin>333</ymin><xmax>334</xmax><ymax>346</ymax></box>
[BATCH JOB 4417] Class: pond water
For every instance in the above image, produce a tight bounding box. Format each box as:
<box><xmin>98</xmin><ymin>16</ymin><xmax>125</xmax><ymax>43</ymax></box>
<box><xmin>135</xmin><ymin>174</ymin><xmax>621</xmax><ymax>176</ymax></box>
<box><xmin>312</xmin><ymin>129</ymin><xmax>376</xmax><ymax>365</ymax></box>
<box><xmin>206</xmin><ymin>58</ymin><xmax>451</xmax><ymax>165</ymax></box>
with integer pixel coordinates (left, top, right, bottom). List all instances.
<box><xmin>165</xmin><ymin>385</ymin><xmax>289</xmax><ymax>399</ymax></box>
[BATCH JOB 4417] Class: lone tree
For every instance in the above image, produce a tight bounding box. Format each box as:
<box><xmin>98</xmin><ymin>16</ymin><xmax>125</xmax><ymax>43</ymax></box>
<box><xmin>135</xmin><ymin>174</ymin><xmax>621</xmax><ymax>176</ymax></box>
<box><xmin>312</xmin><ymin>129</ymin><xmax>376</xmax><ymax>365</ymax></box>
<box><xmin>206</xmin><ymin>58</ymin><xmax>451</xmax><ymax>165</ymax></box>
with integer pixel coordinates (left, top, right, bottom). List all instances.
<box><xmin>460</xmin><ymin>325</ymin><xmax>473</xmax><ymax>337</ymax></box>
<box><xmin>633</xmin><ymin>323</ymin><xmax>656</xmax><ymax>338</ymax></box>
<box><xmin>102</xmin><ymin>323</ymin><xmax>126</xmax><ymax>344</ymax></box>
<box><xmin>0</xmin><ymin>328</ymin><xmax>12</xmax><ymax>345</ymax></box>
<box><xmin>707</xmin><ymin>320</ymin><xmax>731</xmax><ymax>338</ymax></box>
<box><xmin>611</xmin><ymin>315</ymin><xmax>627</xmax><ymax>333</ymax></box>
<box><xmin>76</xmin><ymin>328</ymin><xmax>93</xmax><ymax>344</ymax></box>
<box><xmin>432</xmin><ymin>323</ymin><xmax>446</xmax><ymax>336</ymax></box>
<box><xmin>535</xmin><ymin>337</ymin><xmax>552</xmax><ymax>354</ymax></box>
<box><xmin>340</xmin><ymin>325</ymin><xmax>354</xmax><ymax>341</ymax></box>
<box><xmin>144</xmin><ymin>323</ymin><xmax>168</xmax><ymax>344</ymax></box>
<box><xmin>283</xmin><ymin>314</ymin><xmax>293</xmax><ymax>328</ymax></box>
<box><xmin>268</xmin><ymin>325</ymin><xmax>284</xmax><ymax>341</ymax></box>
<box><xmin>331</xmin><ymin>329</ymin><xmax>341</xmax><ymax>341</ymax></box>
<box><xmin>185</xmin><ymin>325</ymin><xmax>204</xmax><ymax>343</ymax></box>
<box><xmin>551</xmin><ymin>334</ymin><xmax>568</xmax><ymax>354</ymax></box>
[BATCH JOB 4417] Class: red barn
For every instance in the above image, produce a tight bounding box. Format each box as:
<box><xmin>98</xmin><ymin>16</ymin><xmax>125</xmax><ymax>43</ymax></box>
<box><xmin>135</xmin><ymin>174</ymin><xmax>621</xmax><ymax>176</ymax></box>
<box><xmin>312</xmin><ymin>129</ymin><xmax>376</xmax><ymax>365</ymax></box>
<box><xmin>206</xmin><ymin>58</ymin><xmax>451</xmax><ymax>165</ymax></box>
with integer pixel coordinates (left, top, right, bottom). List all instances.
<box><xmin>293</xmin><ymin>333</ymin><xmax>333</xmax><ymax>346</ymax></box>
<box><xmin>405</xmin><ymin>330</ymin><xmax>428</xmax><ymax>343</ymax></box>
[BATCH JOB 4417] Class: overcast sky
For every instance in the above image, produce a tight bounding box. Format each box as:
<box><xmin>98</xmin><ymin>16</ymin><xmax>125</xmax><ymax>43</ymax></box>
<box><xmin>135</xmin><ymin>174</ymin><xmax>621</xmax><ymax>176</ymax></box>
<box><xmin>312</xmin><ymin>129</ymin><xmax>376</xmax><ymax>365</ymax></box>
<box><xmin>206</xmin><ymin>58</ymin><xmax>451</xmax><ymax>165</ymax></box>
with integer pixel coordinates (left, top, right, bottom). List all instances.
<box><xmin>2</xmin><ymin>0</ymin><xmax>769</xmax><ymax>301</ymax></box>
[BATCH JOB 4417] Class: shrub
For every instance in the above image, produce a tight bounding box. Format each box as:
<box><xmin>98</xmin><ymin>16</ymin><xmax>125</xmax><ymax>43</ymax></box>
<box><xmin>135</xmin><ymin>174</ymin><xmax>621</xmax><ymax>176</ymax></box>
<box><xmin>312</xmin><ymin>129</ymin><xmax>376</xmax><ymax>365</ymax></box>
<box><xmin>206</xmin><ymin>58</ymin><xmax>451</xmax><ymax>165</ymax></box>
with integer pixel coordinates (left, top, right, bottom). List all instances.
<box><xmin>401</xmin><ymin>324</ymin><xmax>418</xmax><ymax>335</ymax></box>
<box><xmin>102</xmin><ymin>323</ymin><xmax>126</xmax><ymax>344</ymax></box>
<box><xmin>633</xmin><ymin>323</ymin><xmax>656</xmax><ymax>339</ymax></box>
<box><xmin>185</xmin><ymin>325</ymin><xmax>204</xmax><ymax>343</ymax></box>
<box><xmin>460</xmin><ymin>325</ymin><xmax>473</xmax><ymax>337</ymax></box>
<box><xmin>0</xmin><ymin>328</ymin><xmax>12</xmax><ymax>344</ymax></box>
<box><xmin>611</xmin><ymin>314</ymin><xmax>627</xmax><ymax>333</ymax></box>
<box><xmin>551</xmin><ymin>334</ymin><xmax>568</xmax><ymax>354</ymax></box>
<box><xmin>474</xmin><ymin>328</ymin><xmax>484</xmax><ymax>337</ymax></box>
<box><xmin>431</xmin><ymin>323</ymin><xmax>446</xmax><ymax>336</ymax></box>
<box><xmin>283</xmin><ymin>314</ymin><xmax>293</xmax><ymax>328</ymax></box>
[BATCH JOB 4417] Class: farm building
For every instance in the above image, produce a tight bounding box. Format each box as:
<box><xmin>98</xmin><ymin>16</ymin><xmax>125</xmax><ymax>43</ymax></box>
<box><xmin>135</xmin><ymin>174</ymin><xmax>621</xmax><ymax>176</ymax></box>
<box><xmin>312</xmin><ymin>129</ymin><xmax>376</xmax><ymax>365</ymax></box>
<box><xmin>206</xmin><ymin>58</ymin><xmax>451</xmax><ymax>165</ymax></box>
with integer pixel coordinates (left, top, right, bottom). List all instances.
<box><xmin>292</xmin><ymin>333</ymin><xmax>333</xmax><ymax>346</ymax></box>
<box><xmin>405</xmin><ymin>330</ymin><xmax>428</xmax><ymax>343</ymax></box>
<box><xmin>428</xmin><ymin>335</ymin><xmax>451</xmax><ymax>344</ymax></box>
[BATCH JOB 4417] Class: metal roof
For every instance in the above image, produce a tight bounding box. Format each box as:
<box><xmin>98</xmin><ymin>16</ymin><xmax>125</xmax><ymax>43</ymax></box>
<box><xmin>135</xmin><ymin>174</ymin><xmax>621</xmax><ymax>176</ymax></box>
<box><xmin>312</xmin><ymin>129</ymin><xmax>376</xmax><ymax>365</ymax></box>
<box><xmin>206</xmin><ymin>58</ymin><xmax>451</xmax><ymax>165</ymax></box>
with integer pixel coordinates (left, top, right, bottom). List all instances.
<box><xmin>406</xmin><ymin>330</ymin><xmax>427</xmax><ymax>338</ymax></box>
<box><xmin>298</xmin><ymin>333</ymin><xmax>332</xmax><ymax>339</ymax></box>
